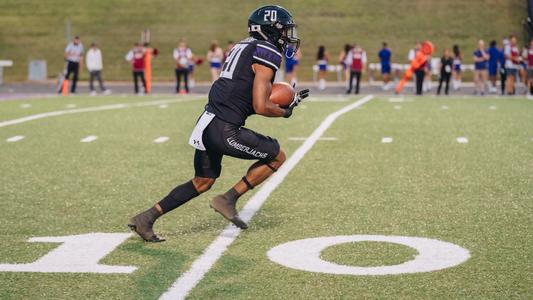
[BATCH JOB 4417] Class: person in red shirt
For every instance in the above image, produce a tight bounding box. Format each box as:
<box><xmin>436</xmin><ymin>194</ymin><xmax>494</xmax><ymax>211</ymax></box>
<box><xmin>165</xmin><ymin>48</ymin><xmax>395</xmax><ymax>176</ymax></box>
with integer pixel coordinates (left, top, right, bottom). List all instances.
<box><xmin>125</xmin><ymin>43</ymin><xmax>147</xmax><ymax>94</ymax></box>
<box><xmin>523</xmin><ymin>39</ymin><xmax>533</xmax><ymax>95</ymax></box>
<box><xmin>346</xmin><ymin>43</ymin><xmax>367</xmax><ymax>94</ymax></box>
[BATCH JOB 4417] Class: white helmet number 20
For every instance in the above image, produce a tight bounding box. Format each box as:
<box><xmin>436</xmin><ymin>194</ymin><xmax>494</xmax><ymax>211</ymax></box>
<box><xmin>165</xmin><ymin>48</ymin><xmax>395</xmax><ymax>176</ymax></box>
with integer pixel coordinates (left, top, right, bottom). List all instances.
<box><xmin>264</xmin><ymin>10</ymin><xmax>277</xmax><ymax>22</ymax></box>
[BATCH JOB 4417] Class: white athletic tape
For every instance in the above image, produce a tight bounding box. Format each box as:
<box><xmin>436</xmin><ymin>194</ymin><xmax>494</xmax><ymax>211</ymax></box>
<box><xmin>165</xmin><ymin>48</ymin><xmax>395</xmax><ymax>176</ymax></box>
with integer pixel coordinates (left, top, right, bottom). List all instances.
<box><xmin>159</xmin><ymin>95</ymin><xmax>375</xmax><ymax>300</ymax></box>
<box><xmin>6</xmin><ymin>135</ymin><xmax>25</xmax><ymax>142</ymax></box>
<box><xmin>0</xmin><ymin>98</ymin><xmax>201</xmax><ymax>128</ymax></box>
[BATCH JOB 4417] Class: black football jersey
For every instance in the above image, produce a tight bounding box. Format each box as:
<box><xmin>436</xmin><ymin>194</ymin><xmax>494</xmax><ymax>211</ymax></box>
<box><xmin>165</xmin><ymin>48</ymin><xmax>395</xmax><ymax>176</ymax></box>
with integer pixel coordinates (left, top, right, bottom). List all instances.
<box><xmin>207</xmin><ymin>37</ymin><xmax>282</xmax><ymax>126</ymax></box>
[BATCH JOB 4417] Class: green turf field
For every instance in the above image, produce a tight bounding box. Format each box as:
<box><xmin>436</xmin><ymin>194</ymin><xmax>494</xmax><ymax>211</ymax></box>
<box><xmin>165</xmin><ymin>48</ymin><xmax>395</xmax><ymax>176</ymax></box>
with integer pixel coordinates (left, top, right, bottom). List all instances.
<box><xmin>0</xmin><ymin>94</ymin><xmax>532</xmax><ymax>299</ymax></box>
<box><xmin>0</xmin><ymin>0</ymin><xmax>526</xmax><ymax>82</ymax></box>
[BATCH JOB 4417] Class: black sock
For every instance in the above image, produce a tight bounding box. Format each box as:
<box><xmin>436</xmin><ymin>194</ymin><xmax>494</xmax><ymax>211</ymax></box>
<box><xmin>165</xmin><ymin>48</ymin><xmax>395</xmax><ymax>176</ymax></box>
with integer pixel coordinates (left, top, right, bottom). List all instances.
<box><xmin>224</xmin><ymin>188</ymin><xmax>241</xmax><ymax>202</ymax></box>
<box><xmin>158</xmin><ymin>181</ymin><xmax>200</xmax><ymax>213</ymax></box>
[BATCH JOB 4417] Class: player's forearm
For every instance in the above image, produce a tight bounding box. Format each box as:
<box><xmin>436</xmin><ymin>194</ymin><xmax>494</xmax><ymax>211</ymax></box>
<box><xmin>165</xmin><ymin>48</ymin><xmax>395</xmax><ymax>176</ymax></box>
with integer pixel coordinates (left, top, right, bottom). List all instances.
<box><xmin>259</xmin><ymin>102</ymin><xmax>286</xmax><ymax>117</ymax></box>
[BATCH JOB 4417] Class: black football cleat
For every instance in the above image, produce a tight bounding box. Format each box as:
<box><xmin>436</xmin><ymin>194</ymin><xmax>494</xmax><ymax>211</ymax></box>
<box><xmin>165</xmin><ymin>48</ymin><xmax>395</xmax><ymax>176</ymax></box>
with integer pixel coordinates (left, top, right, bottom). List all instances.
<box><xmin>128</xmin><ymin>211</ymin><xmax>165</xmax><ymax>242</ymax></box>
<box><xmin>210</xmin><ymin>195</ymin><xmax>248</xmax><ymax>229</ymax></box>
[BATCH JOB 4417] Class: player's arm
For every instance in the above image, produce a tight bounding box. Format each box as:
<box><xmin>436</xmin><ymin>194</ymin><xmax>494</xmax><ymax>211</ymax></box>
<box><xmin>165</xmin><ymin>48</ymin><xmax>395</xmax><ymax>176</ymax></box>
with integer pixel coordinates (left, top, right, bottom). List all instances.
<box><xmin>252</xmin><ymin>63</ymin><xmax>286</xmax><ymax>118</ymax></box>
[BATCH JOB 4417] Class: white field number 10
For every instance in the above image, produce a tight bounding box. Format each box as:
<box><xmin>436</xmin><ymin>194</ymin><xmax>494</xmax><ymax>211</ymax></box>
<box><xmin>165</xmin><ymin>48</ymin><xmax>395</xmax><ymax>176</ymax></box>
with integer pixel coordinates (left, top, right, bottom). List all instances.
<box><xmin>0</xmin><ymin>233</ymin><xmax>136</xmax><ymax>273</ymax></box>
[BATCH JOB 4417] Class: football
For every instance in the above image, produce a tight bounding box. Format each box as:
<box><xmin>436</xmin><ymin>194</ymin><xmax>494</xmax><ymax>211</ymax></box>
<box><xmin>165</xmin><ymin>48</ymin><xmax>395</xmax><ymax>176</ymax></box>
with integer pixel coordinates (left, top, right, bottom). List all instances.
<box><xmin>269</xmin><ymin>82</ymin><xmax>295</xmax><ymax>108</ymax></box>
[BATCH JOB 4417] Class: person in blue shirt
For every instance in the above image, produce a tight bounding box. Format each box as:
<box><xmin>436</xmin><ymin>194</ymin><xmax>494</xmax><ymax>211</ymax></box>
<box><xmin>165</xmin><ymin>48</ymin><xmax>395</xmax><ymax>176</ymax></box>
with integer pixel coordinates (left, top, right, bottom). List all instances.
<box><xmin>378</xmin><ymin>42</ymin><xmax>392</xmax><ymax>90</ymax></box>
<box><xmin>285</xmin><ymin>46</ymin><xmax>301</xmax><ymax>86</ymax></box>
<box><xmin>473</xmin><ymin>40</ymin><xmax>489</xmax><ymax>95</ymax></box>
<box><xmin>487</xmin><ymin>40</ymin><xmax>500</xmax><ymax>93</ymax></box>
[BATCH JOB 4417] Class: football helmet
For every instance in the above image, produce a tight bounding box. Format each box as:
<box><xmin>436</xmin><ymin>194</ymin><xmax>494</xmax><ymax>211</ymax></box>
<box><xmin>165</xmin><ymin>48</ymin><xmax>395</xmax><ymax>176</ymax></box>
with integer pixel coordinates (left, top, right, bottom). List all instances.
<box><xmin>248</xmin><ymin>5</ymin><xmax>300</xmax><ymax>58</ymax></box>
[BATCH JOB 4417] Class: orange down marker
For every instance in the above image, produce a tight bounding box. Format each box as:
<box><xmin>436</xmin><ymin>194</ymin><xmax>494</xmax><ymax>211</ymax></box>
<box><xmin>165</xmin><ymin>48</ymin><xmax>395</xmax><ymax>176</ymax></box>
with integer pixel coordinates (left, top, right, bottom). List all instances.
<box><xmin>395</xmin><ymin>41</ymin><xmax>434</xmax><ymax>94</ymax></box>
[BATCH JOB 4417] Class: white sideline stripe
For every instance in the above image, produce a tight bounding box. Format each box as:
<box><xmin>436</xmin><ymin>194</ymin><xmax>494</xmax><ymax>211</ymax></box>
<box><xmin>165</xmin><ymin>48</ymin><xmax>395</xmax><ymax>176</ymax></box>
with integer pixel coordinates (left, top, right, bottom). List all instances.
<box><xmin>66</xmin><ymin>104</ymin><xmax>77</xmax><ymax>108</ymax></box>
<box><xmin>456</xmin><ymin>137</ymin><xmax>468</xmax><ymax>144</ymax></box>
<box><xmin>6</xmin><ymin>135</ymin><xmax>25</xmax><ymax>142</ymax></box>
<box><xmin>381</xmin><ymin>137</ymin><xmax>393</xmax><ymax>143</ymax></box>
<box><xmin>154</xmin><ymin>136</ymin><xmax>169</xmax><ymax>143</ymax></box>
<box><xmin>489</xmin><ymin>105</ymin><xmax>497</xmax><ymax>110</ymax></box>
<box><xmin>20</xmin><ymin>103</ymin><xmax>31</xmax><ymax>108</ymax></box>
<box><xmin>288</xmin><ymin>136</ymin><xmax>338</xmax><ymax>141</ymax></box>
<box><xmin>158</xmin><ymin>95</ymin><xmax>375</xmax><ymax>300</ymax></box>
<box><xmin>394</xmin><ymin>105</ymin><xmax>401</xmax><ymax>110</ymax></box>
<box><xmin>441</xmin><ymin>105</ymin><xmax>449</xmax><ymax>110</ymax></box>
<box><xmin>80</xmin><ymin>135</ymin><xmax>98</xmax><ymax>143</ymax></box>
<box><xmin>0</xmin><ymin>98</ymin><xmax>201</xmax><ymax>128</ymax></box>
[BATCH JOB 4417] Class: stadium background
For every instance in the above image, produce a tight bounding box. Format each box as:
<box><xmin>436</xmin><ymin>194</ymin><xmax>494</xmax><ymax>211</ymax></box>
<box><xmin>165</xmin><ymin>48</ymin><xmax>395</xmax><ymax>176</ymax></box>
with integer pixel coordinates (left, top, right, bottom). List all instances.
<box><xmin>0</xmin><ymin>0</ymin><xmax>526</xmax><ymax>82</ymax></box>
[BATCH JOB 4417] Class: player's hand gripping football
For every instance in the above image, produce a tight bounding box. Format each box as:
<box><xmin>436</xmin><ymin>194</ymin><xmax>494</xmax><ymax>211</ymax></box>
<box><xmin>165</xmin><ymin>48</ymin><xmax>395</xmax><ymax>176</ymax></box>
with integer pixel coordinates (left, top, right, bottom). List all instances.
<box><xmin>283</xmin><ymin>84</ymin><xmax>310</xmax><ymax>118</ymax></box>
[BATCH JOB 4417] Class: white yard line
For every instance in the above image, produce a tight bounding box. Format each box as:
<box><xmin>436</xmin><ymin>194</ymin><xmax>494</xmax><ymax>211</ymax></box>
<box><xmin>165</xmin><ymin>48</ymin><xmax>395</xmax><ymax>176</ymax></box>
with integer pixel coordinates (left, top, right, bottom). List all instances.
<box><xmin>381</xmin><ymin>137</ymin><xmax>393</xmax><ymax>143</ymax></box>
<box><xmin>153</xmin><ymin>136</ymin><xmax>169</xmax><ymax>143</ymax></box>
<box><xmin>0</xmin><ymin>98</ymin><xmax>201</xmax><ymax>128</ymax></box>
<box><xmin>6</xmin><ymin>135</ymin><xmax>25</xmax><ymax>142</ymax></box>
<box><xmin>456</xmin><ymin>137</ymin><xmax>468</xmax><ymax>144</ymax></box>
<box><xmin>80</xmin><ymin>136</ymin><xmax>98</xmax><ymax>143</ymax></box>
<box><xmin>288</xmin><ymin>136</ymin><xmax>338</xmax><ymax>141</ymax></box>
<box><xmin>159</xmin><ymin>95</ymin><xmax>375</xmax><ymax>300</ymax></box>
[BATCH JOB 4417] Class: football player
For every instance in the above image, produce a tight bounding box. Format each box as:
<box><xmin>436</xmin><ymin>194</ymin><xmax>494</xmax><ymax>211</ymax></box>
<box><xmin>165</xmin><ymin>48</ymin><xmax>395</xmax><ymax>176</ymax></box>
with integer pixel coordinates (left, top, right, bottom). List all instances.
<box><xmin>128</xmin><ymin>5</ymin><xmax>309</xmax><ymax>242</ymax></box>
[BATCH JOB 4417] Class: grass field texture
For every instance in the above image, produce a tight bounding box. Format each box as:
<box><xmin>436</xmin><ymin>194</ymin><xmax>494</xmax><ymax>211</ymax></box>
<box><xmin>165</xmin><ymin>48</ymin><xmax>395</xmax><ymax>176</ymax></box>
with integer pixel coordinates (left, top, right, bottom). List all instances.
<box><xmin>0</xmin><ymin>94</ymin><xmax>532</xmax><ymax>299</ymax></box>
<box><xmin>0</xmin><ymin>0</ymin><xmax>526</xmax><ymax>82</ymax></box>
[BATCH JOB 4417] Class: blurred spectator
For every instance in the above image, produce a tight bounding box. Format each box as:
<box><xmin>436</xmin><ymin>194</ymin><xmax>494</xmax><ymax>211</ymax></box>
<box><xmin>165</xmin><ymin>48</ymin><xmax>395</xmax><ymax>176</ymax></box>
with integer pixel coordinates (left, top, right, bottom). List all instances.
<box><xmin>423</xmin><ymin>54</ymin><xmax>432</xmax><ymax>93</ymax></box>
<box><xmin>452</xmin><ymin>45</ymin><xmax>462</xmax><ymax>91</ymax></box>
<box><xmin>188</xmin><ymin>54</ymin><xmax>196</xmax><ymax>88</ymax></box>
<box><xmin>473</xmin><ymin>40</ymin><xmax>489</xmax><ymax>95</ymax></box>
<box><xmin>519</xmin><ymin>42</ymin><xmax>528</xmax><ymax>93</ymax></box>
<box><xmin>523</xmin><ymin>39</ymin><xmax>533</xmax><ymax>95</ymax></box>
<box><xmin>505</xmin><ymin>35</ymin><xmax>521</xmax><ymax>95</ymax></box>
<box><xmin>85</xmin><ymin>42</ymin><xmax>110</xmax><ymax>96</ymax></box>
<box><xmin>125</xmin><ymin>42</ymin><xmax>147</xmax><ymax>94</ymax></box>
<box><xmin>346</xmin><ymin>43</ymin><xmax>367</xmax><ymax>94</ymax></box>
<box><xmin>285</xmin><ymin>46</ymin><xmax>301</xmax><ymax>86</ymax></box>
<box><xmin>316</xmin><ymin>45</ymin><xmax>329</xmax><ymax>90</ymax></box>
<box><xmin>207</xmin><ymin>40</ymin><xmax>224</xmax><ymax>82</ymax></box>
<box><xmin>173</xmin><ymin>39</ymin><xmax>193</xmax><ymax>94</ymax></box>
<box><xmin>224</xmin><ymin>41</ymin><xmax>235</xmax><ymax>61</ymax></box>
<box><xmin>378</xmin><ymin>42</ymin><xmax>392</xmax><ymax>90</ymax></box>
<box><xmin>339</xmin><ymin>44</ymin><xmax>352</xmax><ymax>84</ymax></box>
<box><xmin>500</xmin><ymin>39</ymin><xmax>509</xmax><ymax>94</ymax></box>
<box><xmin>408</xmin><ymin>42</ymin><xmax>421</xmax><ymax>92</ymax></box>
<box><xmin>487</xmin><ymin>40</ymin><xmax>500</xmax><ymax>93</ymax></box>
<box><xmin>414</xmin><ymin>51</ymin><xmax>427</xmax><ymax>96</ymax></box>
<box><xmin>437</xmin><ymin>48</ymin><xmax>453</xmax><ymax>95</ymax></box>
<box><xmin>64</xmin><ymin>36</ymin><xmax>84</xmax><ymax>94</ymax></box>
<box><xmin>408</xmin><ymin>42</ymin><xmax>421</xmax><ymax>62</ymax></box>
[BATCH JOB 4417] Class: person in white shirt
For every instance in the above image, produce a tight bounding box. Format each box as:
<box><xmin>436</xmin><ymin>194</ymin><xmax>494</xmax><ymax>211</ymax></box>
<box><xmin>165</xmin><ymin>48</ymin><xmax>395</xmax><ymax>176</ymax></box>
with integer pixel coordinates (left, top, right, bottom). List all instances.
<box><xmin>64</xmin><ymin>36</ymin><xmax>84</xmax><ymax>93</ymax></box>
<box><xmin>86</xmin><ymin>42</ymin><xmax>110</xmax><ymax>95</ymax></box>
<box><xmin>173</xmin><ymin>39</ymin><xmax>193</xmax><ymax>94</ymax></box>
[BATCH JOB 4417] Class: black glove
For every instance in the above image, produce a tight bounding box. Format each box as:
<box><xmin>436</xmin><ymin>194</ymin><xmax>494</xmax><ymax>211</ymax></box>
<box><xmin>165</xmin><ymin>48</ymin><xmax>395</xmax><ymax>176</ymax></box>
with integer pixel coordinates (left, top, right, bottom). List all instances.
<box><xmin>283</xmin><ymin>86</ymin><xmax>310</xmax><ymax>118</ymax></box>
